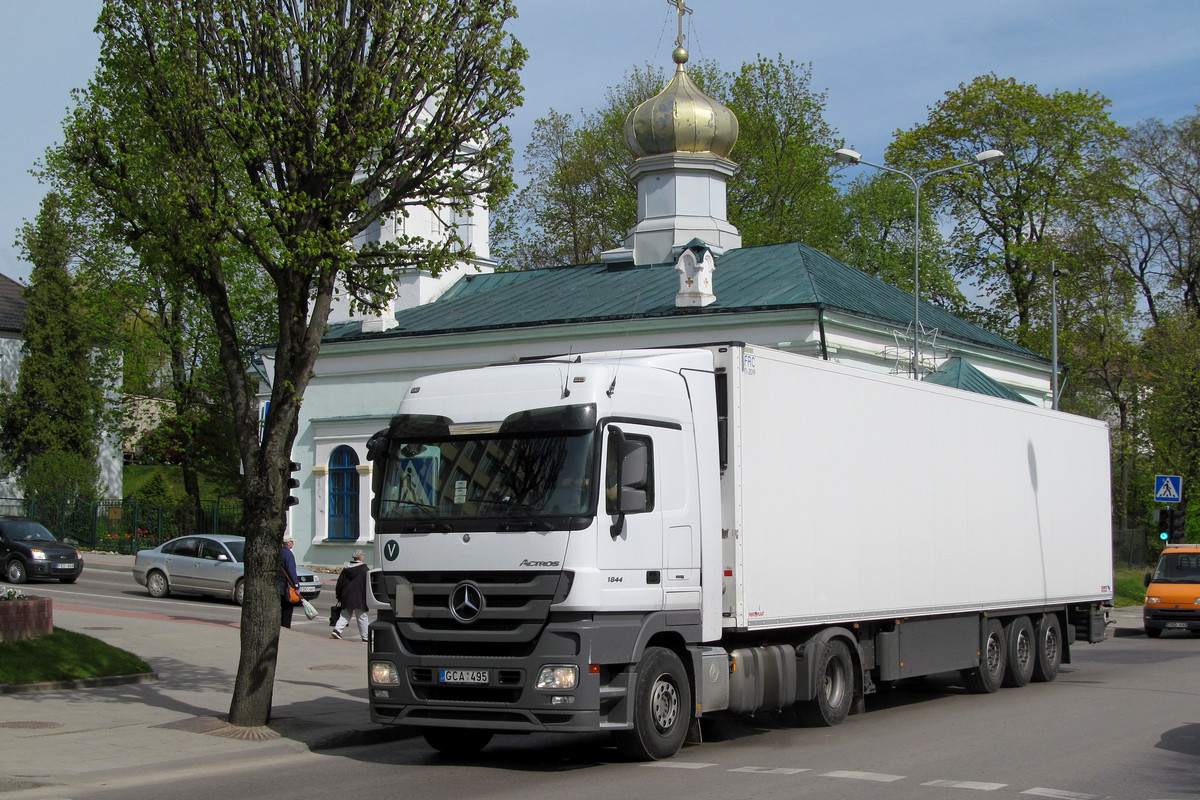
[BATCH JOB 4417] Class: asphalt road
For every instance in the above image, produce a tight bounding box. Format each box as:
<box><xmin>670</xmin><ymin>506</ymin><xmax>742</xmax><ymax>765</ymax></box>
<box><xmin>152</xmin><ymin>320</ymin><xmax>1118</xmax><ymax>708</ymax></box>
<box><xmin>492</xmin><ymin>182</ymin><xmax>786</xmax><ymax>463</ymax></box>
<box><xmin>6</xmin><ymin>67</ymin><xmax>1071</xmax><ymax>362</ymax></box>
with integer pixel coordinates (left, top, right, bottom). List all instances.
<box><xmin>21</xmin><ymin>570</ymin><xmax>1200</xmax><ymax>800</ymax></box>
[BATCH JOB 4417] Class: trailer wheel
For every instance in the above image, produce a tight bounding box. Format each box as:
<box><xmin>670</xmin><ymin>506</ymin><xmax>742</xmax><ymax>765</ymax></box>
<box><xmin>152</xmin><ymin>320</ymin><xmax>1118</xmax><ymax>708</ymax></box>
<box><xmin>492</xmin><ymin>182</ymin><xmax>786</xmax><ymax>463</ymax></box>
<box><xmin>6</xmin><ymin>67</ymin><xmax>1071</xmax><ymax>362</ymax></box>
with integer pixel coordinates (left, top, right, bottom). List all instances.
<box><xmin>962</xmin><ymin>619</ymin><xmax>1006</xmax><ymax>693</ymax></box>
<box><xmin>1002</xmin><ymin>617</ymin><xmax>1035</xmax><ymax>688</ymax></box>
<box><xmin>800</xmin><ymin>639</ymin><xmax>854</xmax><ymax>727</ymax></box>
<box><xmin>1031</xmin><ymin>614</ymin><xmax>1062</xmax><ymax>682</ymax></box>
<box><xmin>422</xmin><ymin>727</ymin><xmax>493</xmax><ymax>756</ymax></box>
<box><xmin>614</xmin><ymin>646</ymin><xmax>691</xmax><ymax>761</ymax></box>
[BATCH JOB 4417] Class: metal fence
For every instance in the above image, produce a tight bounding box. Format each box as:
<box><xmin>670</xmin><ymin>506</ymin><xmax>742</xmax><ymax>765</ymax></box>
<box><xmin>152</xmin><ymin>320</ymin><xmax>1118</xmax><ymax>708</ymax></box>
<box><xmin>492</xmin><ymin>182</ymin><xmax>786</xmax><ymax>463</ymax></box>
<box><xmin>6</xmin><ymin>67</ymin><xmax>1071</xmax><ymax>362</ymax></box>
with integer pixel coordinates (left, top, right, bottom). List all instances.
<box><xmin>1113</xmin><ymin>527</ymin><xmax>1155</xmax><ymax>569</ymax></box>
<box><xmin>0</xmin><ymin>495</ymin><xmax>244</xmax><ymax>554</ymax></box>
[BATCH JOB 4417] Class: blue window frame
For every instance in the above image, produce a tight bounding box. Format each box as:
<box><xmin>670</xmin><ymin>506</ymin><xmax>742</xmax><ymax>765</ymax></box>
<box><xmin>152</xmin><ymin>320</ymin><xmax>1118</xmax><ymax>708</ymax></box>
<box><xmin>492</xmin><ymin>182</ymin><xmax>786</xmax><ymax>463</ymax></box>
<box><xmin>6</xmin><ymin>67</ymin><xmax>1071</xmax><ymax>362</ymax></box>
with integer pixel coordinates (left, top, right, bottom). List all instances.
<box><xmin>328</xmin><ymin>445</ymin><xmax>360</xmax><ymax>541</ymax></box>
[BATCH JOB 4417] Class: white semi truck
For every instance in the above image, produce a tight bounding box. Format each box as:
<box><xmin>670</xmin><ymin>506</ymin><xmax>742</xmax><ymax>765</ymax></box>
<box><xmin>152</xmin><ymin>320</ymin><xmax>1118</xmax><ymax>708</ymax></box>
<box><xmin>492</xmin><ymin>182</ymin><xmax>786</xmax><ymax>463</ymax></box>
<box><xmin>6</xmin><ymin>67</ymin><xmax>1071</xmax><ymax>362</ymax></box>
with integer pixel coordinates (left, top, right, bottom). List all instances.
<box><xmin>364</xmin><ymin>343</ymin><xmax>1112</xmax><ymax>760</ymax></box>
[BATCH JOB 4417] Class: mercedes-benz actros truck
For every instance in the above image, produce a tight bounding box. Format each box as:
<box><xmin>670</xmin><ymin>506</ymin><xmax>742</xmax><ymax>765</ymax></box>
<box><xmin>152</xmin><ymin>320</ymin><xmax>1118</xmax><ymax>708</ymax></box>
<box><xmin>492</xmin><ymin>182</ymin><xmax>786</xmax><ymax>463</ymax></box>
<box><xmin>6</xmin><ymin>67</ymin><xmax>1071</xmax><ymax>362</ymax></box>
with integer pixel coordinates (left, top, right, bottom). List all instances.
<box><xmin>363</xmin><ymin>343</ymin><xmax>1112</xmax><ymax>760</ymax></box>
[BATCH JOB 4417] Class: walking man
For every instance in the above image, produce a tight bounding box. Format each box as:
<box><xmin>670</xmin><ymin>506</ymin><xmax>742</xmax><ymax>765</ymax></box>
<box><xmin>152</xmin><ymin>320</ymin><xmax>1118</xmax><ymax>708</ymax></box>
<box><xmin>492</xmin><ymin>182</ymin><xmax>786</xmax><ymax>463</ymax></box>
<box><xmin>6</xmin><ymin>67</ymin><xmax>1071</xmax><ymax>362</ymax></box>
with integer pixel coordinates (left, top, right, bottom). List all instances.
<box><xmin>331</xmin><ymin>549</ymin><xmax>370</xmax><ymax>641</ymax></box>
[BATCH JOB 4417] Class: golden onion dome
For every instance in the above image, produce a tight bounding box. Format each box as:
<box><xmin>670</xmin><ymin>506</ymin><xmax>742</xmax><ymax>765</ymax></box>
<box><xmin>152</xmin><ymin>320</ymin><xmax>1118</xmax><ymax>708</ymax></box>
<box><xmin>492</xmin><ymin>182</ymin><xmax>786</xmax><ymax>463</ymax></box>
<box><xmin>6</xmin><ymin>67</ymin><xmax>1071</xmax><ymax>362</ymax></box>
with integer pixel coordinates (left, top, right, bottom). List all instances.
<box><xmin>623</xmin><ymin>45</ymin><xmax>738</xmax><ymax>159</ymax></box>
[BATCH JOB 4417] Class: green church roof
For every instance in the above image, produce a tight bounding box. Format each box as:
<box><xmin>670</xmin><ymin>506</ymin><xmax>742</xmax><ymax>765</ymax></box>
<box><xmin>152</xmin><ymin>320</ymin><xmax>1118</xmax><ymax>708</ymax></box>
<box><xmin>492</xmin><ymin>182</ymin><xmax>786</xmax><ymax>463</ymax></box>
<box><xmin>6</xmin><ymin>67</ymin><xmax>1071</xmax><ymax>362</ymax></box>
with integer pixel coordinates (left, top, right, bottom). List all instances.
<box><xmin>923</xmin><ymin>356</ymin><xmax>1035</xmax><ymax>404</ymax></box>
<box><xmin>324</xmin><ymin>241</ymin><xmax>1037</xmax><ymax>361</ymax></box>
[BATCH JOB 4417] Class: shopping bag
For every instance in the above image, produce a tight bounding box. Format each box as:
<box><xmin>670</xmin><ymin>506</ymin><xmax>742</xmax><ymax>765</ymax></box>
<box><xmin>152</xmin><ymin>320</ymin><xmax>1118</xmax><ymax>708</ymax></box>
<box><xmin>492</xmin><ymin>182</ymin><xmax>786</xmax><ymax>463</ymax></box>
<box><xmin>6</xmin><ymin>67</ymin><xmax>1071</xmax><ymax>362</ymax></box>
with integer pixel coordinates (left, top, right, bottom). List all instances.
<box><xmin>328</xmin><ymin>603</ymin><xmax>342</xmax><ymax>626</ymax></box>
<box><xmin>301</xmin><ymin>598</ymin><xmax>319</xmax><ymax>620</ymax></box>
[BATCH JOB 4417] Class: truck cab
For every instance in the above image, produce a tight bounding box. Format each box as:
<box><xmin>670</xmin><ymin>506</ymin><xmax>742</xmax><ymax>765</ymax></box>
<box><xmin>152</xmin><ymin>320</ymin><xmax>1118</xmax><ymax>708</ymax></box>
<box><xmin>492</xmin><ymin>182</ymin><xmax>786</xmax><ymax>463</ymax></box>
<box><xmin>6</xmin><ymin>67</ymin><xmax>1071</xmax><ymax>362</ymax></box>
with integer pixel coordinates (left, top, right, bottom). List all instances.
<box><xmin>1143</xmin><ymin>543</ymin><xmax>1200</xmax><ymax>637</ymax></box>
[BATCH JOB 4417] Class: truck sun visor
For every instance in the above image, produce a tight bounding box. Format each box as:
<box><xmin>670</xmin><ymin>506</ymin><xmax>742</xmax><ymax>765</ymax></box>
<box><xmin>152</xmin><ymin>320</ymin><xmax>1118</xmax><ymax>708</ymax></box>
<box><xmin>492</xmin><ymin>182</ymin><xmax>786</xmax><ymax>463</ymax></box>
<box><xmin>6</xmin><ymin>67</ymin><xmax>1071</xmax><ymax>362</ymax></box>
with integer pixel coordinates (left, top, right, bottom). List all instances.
<box><xmin>500</xmin><ymin>403</ymin><xmax>597</xmax><ymax>434</ymax></box>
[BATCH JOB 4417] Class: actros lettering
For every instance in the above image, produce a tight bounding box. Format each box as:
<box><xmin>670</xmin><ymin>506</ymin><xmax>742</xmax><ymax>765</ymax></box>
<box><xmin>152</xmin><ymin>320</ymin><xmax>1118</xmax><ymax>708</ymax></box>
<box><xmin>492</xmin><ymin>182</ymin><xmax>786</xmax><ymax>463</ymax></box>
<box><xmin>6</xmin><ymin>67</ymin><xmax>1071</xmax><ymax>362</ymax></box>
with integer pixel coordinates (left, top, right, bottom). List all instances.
<box><xmin>519</xmin><ymin>559</ymin><xmax>560</xmax><ymax>567</ymax></box>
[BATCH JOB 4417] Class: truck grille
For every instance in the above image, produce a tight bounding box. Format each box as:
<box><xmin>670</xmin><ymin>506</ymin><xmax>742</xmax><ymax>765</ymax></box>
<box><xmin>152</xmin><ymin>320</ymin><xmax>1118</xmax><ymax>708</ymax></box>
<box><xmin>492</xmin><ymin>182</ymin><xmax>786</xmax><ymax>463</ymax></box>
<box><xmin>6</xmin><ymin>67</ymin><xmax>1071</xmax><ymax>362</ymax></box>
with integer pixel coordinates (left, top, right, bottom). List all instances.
<box><xmin>382</xmin><ymin>571</ymin><xmax>572</xmax><ymax>654</ymax></box>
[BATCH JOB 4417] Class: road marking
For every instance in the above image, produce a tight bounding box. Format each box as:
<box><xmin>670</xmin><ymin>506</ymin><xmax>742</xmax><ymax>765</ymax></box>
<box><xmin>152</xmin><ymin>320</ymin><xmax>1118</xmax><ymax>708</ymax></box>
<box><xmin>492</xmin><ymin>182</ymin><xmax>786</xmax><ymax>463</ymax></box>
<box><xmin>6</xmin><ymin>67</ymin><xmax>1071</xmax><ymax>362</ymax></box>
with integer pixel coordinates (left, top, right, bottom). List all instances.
<box><xmin>640</xmin><ymin>761</ymin><xmax>715</xmax><ymax>769</ymax></box>
<box><xmin>729</xmin><ymin>767</ymin><xmax>811</xmax><ymax>774</ymax></box>
<box><xmin>822</xmin><ymin>770</ymin><xmax>905</xmax><ymax>782</ymax></box>
<box><xmin>924</xmin><ymin>779</ymin><xmax>1008</xmax><ymax>791</ymax></box>
<box><xmin>1022</xmin><ymin>789</ymin><xmax>1100</xmax><ymax>800</ymax></box>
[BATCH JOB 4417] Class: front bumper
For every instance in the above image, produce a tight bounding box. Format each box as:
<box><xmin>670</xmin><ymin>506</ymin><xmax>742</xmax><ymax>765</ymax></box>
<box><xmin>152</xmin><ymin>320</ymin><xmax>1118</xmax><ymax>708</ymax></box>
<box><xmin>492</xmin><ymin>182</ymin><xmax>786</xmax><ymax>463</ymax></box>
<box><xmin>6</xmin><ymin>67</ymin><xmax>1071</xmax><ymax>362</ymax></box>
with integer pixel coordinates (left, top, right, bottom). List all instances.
<box><xmin>28</xmin><ymin>559</ymin><xmax>83</xmax><ymax>580</ymax></box>
<box><xmin>367</xmin><ymin>614</ymin><xmax>646</xmax><ymax>735</ymax></box>
<box><xmin>1143</xmin><ymin>606</ymin><xmax>1200</xmax><ymax>632</ymax></box>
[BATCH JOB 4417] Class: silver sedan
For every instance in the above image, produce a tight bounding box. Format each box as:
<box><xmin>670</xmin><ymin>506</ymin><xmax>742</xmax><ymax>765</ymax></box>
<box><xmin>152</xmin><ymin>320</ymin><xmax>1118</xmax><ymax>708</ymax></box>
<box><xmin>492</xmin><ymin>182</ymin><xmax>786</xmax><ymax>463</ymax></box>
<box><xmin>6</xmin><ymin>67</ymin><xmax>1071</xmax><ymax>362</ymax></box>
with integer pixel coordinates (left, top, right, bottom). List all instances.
<box><xmin>132</xmin><ymin>533</ymin><xmax>321</xmax><ymax>605</ymax></box>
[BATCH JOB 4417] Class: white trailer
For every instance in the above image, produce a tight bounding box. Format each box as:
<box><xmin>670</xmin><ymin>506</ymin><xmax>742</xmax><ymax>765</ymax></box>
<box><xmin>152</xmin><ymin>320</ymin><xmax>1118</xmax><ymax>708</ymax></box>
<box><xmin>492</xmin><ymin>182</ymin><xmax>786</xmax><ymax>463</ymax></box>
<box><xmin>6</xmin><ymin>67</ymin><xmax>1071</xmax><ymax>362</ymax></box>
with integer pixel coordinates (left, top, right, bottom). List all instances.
<box><xmin>364</xmin><ymin>343</ymin><xmax>1112</xmax><ymax>760</ymax></box>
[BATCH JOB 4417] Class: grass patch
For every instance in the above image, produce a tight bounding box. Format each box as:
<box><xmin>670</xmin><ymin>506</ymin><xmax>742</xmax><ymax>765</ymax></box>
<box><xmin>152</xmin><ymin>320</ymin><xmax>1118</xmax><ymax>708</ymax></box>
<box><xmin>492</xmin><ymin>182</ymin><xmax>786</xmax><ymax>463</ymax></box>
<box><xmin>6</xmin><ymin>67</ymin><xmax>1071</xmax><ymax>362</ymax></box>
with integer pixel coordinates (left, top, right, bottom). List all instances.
<box><xmin>1114</xmin><ymin>566</ymin><xmax>1150</xmax><ymax>608</ymax></box>
<box><xmin>0</xmin><ymin>628</ymin><xmax>152</xmax><ymax>685</ymax></box>
<box><xmin>123</xmin><ymin>464</ymin><xmax>240</xmax><ymax>502</ymax></box>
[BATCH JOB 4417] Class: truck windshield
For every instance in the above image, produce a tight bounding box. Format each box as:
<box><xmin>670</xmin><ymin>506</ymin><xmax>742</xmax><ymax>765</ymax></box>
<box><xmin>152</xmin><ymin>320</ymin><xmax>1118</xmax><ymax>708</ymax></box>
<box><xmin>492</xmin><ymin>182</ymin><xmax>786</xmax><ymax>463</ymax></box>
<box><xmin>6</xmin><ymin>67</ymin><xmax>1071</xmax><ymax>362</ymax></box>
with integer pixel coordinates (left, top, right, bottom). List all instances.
<box><xmin>377</xmin><ymin>430</ymin><xmax>597</xmax><ymax>522</ymax></box>
<box><xmin>1152</xmin><ymin>552</ymin><xmax>1200</xmax><ymax>583</ymax></box>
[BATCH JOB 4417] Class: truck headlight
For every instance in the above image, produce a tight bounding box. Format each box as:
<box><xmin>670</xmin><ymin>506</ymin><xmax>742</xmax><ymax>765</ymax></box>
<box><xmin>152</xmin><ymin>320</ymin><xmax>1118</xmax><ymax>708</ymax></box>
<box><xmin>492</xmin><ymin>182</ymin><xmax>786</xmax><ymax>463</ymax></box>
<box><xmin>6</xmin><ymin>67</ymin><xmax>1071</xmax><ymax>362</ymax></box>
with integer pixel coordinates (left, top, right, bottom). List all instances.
<box><xmin>535</xmin><ymin>665</ymin><xmax>577</xmax><ymax>691</ymax></box>
<box><xmin>1145</xmin><ymin>596</ymin><xmax>1161</xmax><ymax>604</ymax></box>
<box><xmin>30</xmin><ymin>549</ymin><xmax>46</xmax><ymax>561</ymax></box>
<box><xmin>370</xmin><ymin>661</ymin><xmax>400</xmax><ymax>686</ymax></box>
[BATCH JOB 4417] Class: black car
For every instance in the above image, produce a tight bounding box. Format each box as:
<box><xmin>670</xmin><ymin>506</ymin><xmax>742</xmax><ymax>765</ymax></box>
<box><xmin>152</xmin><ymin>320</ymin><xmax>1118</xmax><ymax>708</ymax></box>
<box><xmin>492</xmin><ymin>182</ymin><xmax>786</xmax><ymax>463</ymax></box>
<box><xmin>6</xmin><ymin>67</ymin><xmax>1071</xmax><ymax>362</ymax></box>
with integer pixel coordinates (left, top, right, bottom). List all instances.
<box><xmin>0</xmin><ymin>517</ymin><xmax>85</xmax><ymax>584</ymax></box>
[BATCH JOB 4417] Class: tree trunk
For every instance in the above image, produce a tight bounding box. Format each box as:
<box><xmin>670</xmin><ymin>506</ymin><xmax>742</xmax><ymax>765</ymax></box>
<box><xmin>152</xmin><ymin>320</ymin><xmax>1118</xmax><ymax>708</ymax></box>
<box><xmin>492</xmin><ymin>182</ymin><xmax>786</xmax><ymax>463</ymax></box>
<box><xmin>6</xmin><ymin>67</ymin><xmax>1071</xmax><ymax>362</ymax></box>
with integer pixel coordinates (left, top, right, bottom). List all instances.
<box><xmin>179</xmin><ymin>451</ymin><xmax>201</xmax><ymax>537</ymax></box>
<box><xmin>227</xmin><ymin>493</ymin><xmax>285</xmax><ymax>726</ymax></box>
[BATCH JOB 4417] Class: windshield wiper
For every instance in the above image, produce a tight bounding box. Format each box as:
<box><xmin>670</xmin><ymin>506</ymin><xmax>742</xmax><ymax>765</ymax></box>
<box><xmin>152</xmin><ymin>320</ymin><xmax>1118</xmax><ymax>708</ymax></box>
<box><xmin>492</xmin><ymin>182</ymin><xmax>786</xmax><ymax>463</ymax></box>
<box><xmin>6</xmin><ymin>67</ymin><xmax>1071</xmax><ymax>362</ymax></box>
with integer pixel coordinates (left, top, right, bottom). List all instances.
<box><xmin>477</xmin><ymin>499</ymin><xmax>554</xmax><ymax>531</ymax></box>
<box><xmin>399</xmin><ymin>501</ymin><xmax>451</xmax><ymax>532</ymax></box>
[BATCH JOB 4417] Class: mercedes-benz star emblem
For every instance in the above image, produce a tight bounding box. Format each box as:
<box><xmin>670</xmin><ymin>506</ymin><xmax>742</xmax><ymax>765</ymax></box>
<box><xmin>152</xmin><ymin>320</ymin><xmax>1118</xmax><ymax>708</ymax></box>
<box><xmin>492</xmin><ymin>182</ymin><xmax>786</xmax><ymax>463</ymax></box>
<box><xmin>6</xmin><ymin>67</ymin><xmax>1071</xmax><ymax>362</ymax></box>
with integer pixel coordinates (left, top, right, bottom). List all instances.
<box><xmin>450</xmin><ymin>582</ymin><xmax>484</xmax><ymax>623</ymax></box>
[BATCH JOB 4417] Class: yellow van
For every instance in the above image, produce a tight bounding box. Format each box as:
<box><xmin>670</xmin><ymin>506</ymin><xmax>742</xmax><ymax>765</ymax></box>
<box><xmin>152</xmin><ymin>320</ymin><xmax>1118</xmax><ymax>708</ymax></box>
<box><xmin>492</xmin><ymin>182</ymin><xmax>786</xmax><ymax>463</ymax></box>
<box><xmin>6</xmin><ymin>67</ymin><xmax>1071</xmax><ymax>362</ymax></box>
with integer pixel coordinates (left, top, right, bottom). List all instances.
<box><xmin>1144</xmin><ymin>543</ymin><xmax>1200</xmax><ymax>637</ymax></box>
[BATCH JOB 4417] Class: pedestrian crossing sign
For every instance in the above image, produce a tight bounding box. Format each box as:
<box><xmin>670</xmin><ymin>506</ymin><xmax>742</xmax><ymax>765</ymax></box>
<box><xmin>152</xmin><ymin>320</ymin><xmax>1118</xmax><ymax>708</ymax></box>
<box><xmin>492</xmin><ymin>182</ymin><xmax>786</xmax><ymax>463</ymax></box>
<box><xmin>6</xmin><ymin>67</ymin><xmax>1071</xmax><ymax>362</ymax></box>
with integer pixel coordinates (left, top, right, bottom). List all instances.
<box><xmin>1154</xmin><ymin>475</ymin><xmax>1182</xmax><ymax>503</ymax></box>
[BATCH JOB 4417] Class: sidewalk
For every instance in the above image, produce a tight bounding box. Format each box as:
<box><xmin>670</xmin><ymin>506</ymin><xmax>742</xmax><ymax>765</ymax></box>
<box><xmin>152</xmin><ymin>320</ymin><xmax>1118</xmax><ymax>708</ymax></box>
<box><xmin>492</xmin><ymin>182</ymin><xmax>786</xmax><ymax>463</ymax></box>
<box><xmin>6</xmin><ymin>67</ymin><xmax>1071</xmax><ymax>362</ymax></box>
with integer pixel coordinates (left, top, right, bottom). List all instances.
<box><xmin>0</xmin><ymin>553</ymin><xmax>409</xmax><ymax>795</ymax></box>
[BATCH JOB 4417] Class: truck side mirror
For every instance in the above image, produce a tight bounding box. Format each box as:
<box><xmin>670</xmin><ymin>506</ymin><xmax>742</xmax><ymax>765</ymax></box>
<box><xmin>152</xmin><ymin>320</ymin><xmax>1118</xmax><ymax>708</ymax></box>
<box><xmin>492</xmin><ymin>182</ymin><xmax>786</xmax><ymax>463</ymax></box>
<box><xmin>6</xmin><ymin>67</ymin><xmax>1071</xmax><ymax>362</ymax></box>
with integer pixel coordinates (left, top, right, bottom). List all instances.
<box><xmin>1144</xmin><ymin>572</ymin><xmax>1152</xmax><ymax>587</ymax></box>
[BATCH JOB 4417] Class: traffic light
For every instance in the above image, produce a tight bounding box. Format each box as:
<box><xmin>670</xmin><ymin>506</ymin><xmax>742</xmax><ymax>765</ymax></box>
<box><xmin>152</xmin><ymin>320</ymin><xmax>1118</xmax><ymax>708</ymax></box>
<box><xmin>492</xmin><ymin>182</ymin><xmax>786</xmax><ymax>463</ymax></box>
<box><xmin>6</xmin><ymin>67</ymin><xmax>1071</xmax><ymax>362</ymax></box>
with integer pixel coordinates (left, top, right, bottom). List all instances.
<box><xmin>285</xmin><ymin>460</ymin><xmax>301</xmax><ymax>507</ymax></box>
<box><xmin>1158</xmin><ymin>508</ymin><xmax>1172</xmax><ymax>542</ymax></box>
<box><xmin>1170</xmin><ymin>509</ymin><xmax>1187</xmax><ymax>543</ymax></box>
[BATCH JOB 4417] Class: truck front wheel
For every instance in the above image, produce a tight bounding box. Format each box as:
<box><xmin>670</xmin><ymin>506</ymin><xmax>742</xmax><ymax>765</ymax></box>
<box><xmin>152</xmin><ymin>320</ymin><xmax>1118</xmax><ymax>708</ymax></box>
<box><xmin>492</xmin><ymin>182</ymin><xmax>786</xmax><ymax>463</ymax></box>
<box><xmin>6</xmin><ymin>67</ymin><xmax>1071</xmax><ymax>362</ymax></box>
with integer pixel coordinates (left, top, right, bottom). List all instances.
<box><xmin>800</xmin><ymin>639</ymin><xmax>854</xmax><ymax>727</ymax></box>
<box><xmin>614</xmin><ymin>646</ymin><xmax>691</xmax><ymax>761</ymax></box>
<box><xmin>962</xmin><ymin>619</ymin><xmax>1006</xmax><ymax>693</ymax></box>
<box><xmin>1031</xmin><ymin>614</ymin><xmax>1062</xmax><ymax>682</ymax></box>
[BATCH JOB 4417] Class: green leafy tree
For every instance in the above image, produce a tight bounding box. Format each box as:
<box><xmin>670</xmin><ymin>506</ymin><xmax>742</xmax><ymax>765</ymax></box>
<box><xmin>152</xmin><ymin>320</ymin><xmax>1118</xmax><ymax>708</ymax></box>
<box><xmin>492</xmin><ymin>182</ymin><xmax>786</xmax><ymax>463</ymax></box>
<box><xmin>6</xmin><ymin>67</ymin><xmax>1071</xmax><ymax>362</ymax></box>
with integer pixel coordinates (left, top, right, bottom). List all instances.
<box><xmin>1141</xmin><ymin>311</ymin><xmax>1200</xmax><ymax>531</ymax></box>
<box><xmin>60</xmin><ymin>0</ymin><xmax>525</xmax><ymax>727</ymax></box>
<box><xmin>42</xmin><ymin>42</ymin><xmax>270</xmax><ymax>530</ymax></box>
<box><xmin>0</xmin><ymin>193</ymin><xmax>105</xmax><ymax>501</ymax></box>
<box><xmin>833</xmin><ymin>172</ymin><xmax>966</xmax><ymax>313</ymax></box>
<box><xmin>132</xmin><ymin>471</ymin><xmax>176</xmax><ymax>508</ymax></box>
<box><xmin>1109</xmin><ymin>112</ymin><xmax>1200</xmax><ymax>322</ymax></box>
<box><xmin>493</xmin><ymin>67</ymin><xmax>660</xmax><ymax>268</ymax></box>
<box><xmin>1029</xmin><ymin>227</ymin><xmax>1145</xmax><ymax>530</ymax></box>
<box><xmin>705</xmin><ymin>55</ymin><xmax>843</xmax><ymax>252</ymax></box>
<box><xmin>888</xmin><ymin>74</ymin><xmax>1128</xmax><ymax>347</ymax></box>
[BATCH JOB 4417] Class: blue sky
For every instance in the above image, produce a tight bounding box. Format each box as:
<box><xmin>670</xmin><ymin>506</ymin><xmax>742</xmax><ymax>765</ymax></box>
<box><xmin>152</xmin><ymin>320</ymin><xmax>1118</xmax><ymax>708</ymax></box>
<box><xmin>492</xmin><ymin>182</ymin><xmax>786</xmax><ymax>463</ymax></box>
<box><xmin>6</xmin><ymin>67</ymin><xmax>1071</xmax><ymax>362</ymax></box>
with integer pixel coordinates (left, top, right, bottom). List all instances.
<box><xmin>2</xmin><ymin>0</ymin><xmax>1198</xmax><ymax>284</ymax></box>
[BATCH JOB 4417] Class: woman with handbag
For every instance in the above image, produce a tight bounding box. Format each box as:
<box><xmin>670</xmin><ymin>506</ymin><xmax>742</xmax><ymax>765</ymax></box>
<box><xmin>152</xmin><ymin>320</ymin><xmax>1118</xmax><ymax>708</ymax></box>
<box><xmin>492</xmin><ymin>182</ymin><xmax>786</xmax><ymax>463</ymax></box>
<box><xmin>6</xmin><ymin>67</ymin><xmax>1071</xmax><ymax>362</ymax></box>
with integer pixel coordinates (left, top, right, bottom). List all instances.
<box><xmin>279</xmin><ymin>534</ymin><xmax>300</xmax><ymax>628</ymax></box>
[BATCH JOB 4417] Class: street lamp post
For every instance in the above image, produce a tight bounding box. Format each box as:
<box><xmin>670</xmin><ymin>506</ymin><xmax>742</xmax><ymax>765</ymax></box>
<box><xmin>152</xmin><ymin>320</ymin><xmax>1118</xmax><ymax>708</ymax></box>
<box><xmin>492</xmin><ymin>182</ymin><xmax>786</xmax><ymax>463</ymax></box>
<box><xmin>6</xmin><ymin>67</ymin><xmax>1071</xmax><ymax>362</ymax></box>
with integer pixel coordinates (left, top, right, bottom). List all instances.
<box><xmin>833</xmin><ymin>147</ymin><xmax>1004</xmax><ymax>378</ymax></box>
<box><xmin>1051</xmin><ymin>262</ymin><xmax>1066</xmax><ymax>410</ymax></box>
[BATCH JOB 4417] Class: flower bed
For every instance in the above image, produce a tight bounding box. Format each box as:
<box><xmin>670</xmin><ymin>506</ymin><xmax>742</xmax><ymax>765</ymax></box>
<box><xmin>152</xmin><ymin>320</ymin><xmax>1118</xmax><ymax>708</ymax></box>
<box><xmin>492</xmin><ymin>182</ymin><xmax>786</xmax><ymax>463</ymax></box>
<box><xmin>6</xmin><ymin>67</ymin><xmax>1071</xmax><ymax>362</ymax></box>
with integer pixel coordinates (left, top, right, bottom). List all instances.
<box><xmin>0</xmin><ymin>590</ymin><xmax>53</xmax><ymax>642</ymax></box>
